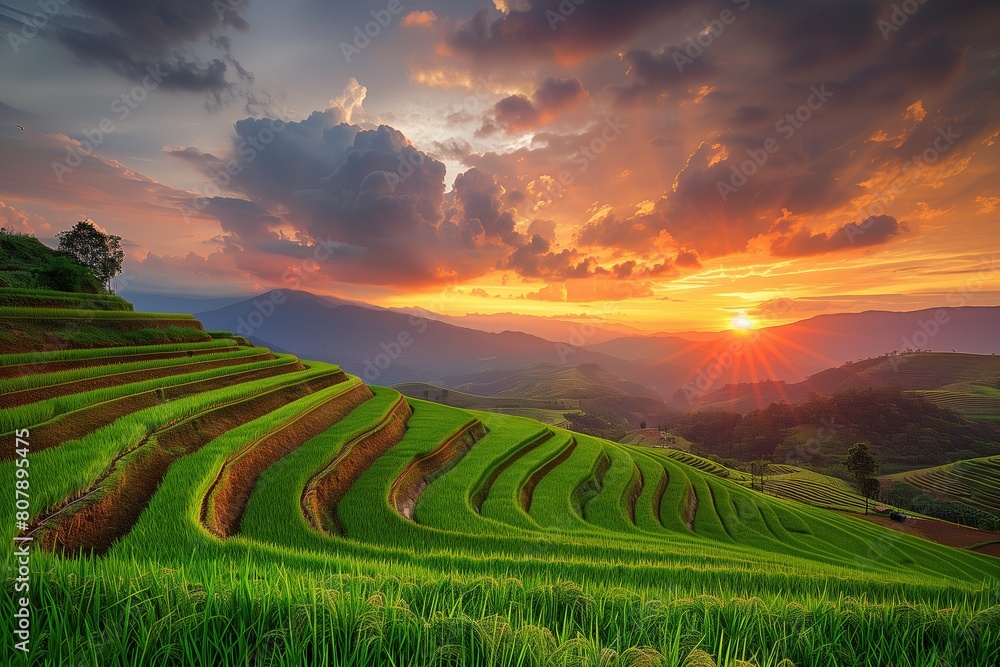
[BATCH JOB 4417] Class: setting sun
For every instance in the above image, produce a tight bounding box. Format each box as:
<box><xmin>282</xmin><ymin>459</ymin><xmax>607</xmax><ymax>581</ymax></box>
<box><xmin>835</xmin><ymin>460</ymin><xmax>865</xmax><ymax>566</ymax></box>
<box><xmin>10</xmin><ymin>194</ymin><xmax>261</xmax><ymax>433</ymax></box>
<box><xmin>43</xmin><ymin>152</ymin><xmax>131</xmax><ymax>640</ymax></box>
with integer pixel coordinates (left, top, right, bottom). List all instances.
<box><xmin>731</xmin><ymin>313</ymin><xmax>754</xmax><ymax>331</ymax></box>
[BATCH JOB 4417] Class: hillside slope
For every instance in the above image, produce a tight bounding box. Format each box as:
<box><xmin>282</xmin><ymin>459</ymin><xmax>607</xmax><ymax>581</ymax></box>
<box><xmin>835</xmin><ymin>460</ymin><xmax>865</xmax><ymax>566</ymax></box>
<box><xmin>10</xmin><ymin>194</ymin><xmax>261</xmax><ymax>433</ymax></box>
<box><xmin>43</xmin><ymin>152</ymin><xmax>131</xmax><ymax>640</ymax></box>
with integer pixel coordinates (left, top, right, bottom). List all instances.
<box><xmin>589</xmin><ymin>307</ymin><xmax>1000</xmax><ymax>397</ymax></box>
<box><xmin>3</xmin><ymin>288</ymin><xmax>999</xmax><ymax>667</ymax></box>
<box><xmin>195</xmin><ymin>291</ymin><xmax>634</xmax><ymax>386</ymax></box>
<box><xmin>691</xmin><ymin>352</ymin><xmax>1000</xmax><ymax>414</ymax></box>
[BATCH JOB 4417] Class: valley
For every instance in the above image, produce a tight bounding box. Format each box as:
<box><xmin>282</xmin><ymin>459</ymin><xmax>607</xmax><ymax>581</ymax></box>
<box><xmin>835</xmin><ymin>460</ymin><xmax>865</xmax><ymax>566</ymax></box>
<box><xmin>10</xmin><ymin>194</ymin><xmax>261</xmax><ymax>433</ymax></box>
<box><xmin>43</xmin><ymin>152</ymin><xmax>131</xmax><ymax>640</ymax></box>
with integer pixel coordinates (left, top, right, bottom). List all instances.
<box><xmin>3</xmin><ymin>285</ymin><xmax>999</xmax><ymax>666</ymax></box>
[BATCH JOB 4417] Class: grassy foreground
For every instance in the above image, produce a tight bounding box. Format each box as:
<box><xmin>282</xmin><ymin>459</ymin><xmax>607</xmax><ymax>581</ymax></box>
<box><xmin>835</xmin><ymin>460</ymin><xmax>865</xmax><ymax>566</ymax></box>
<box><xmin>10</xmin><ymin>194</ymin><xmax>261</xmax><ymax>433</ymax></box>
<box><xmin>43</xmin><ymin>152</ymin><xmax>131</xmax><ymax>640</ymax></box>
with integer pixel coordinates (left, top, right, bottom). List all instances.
<box><xmin>1</xmin><ymin>293</ymin><xmax>999</xmax><ymax>666</ymax></box>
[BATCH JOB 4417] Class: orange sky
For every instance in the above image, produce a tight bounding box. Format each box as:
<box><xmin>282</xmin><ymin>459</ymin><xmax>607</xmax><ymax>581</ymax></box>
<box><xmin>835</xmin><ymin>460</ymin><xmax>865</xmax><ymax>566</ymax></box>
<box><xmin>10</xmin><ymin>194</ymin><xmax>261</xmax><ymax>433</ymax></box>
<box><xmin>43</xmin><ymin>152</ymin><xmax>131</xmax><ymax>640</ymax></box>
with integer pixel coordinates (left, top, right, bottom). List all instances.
<box><xmin>1</xmin><ymin>0</ymin><xmax>998</xmax><ymax>332</ymax></box>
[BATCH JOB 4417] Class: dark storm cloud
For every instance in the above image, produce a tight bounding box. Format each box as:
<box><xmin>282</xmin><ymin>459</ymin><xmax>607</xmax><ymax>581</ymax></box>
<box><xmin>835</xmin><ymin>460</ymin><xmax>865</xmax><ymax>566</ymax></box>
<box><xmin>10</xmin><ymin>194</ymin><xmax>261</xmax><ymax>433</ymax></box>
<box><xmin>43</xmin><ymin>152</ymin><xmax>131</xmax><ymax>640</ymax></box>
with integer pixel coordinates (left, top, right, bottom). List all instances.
<box><xmin>751</xmin><ymin>0</ymin><xmax>879</xmax><ymax>74</ymax></box>
<box><xmin>448</xmin><ymin>0</ymin><xmax>688</xmax><ymax>63</ymax></box>
<box><xmin>167</xmin><ymin>108</ymin><xmax>361</xmax><ymax>207</ymax></box>
<box><xmin>526</xmin><ymin>218</ymin><xmax>557</xmax><ymax>242</ymax></box>
<box><xmin>487</xmin><ymin>76</ymin><xmax>588</xmax><ymax>133</ymax></box>
<box><xmin>674</xmin><ymin>250</ymin><xmax>702</xmax><ymax>269</ymax></box>
<box><xmin>611</xmin><ymin>0</ymin><xmax>988</xmax><ymax>108</ymax></box>
<box><xmin>169</xmin><ymin>102</ymin><xmax>639</xmax><ymax>287</ymax></box>
<box><xmin>47</xmin><ymin>0</ymin><xmax>251</xmax><ymax>104</ymax></box>
<box><xmin>449</xmin><ymin>167</ymin><xmax>518</xmax><ymax>243</ymax></box>
<box><xmin>612</xmin><ymin>46</ymin><xmax>718</xmax><ymax>106</ymax></box>
<box><xmin>770</xmin><ymin>216</ymin><xmax>908</xmax><ymax>257</ymax></box>
<box><xmin>170</xmin><ymin>109</ymin><xmax>528</xmax><ymax>285</ymax></box>
<box><xmin>499</xmin><ymin>234</ymin><xmax>592</xmax><ymax>280</ymax></box>
<box><xmin>571</xmin><ymin>0</ymin><xmax>999</xmax><ymax>260</ymax></box>
<box><xmin>576</xmin><ymin>140</ymin><xmax>772</xmax><ymax>257</ymax></box>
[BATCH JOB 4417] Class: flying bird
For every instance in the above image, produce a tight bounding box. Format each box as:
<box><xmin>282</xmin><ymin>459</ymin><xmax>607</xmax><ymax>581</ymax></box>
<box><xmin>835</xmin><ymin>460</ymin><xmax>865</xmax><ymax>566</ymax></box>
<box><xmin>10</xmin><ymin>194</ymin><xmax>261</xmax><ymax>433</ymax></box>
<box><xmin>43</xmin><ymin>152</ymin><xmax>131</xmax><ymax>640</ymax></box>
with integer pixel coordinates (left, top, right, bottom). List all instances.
<box><xmin>17</xmin><ymin>125</ymin><xmax>25</xmax><ymax>131</ymax></box>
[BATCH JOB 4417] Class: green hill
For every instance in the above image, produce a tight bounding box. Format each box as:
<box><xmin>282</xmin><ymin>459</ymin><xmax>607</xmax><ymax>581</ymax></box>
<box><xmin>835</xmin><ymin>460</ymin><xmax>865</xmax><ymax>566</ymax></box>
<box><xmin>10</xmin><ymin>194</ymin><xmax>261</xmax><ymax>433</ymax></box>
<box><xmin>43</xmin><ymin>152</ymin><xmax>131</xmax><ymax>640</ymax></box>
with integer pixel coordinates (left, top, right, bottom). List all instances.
<box><xmin>0</xmin><ymin>231</ymin><xmax>109</xmax><ymax>294</ymax></box>
<box><xmin>663</xmin><ymin>386</ymin><xmax>1000</xmax><ymax>473</ymax></box>
<box><xmin>395</xmin><ymin>382</ymin><xmax>579</xmax><ymax>426</ymax></box>
<box><xmin>436</xmin><ymin>361</ymin><xmax>661</xmax><ymax>401</ymax></box>
<box><xmin>2</xmin><ymin>288</ymin><xmax>999</xmax><ymax>666</ymax></box>
<box><xmin>693</xmin><ymin>352</ymin><xmax>1000</xmax><ymax>420</ymax></box>
<box><xmin>891</xmin><ymin>455</ymin><xmax>1000</xmax><ymax>519</ymax></box>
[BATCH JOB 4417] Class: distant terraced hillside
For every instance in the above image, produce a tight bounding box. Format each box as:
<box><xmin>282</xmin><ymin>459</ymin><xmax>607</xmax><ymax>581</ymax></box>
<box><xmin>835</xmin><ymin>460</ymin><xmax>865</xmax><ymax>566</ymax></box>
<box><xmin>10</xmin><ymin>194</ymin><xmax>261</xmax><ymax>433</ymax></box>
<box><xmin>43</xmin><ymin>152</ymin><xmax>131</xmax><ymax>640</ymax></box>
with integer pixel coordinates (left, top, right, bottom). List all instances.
<box><xmin>913</xmin><ymin>389</ymin><xmax>1000</xmax><ymax>419</ymax></box>
<box><xmin>893</xmin><ymin>455</ymin><xmax>1000</xmax><ymax>518</ymax></box>
<box><xmin>692</xmin><ymin>352</ymin><xmax>1000</xmax><ymax>417</ymax></box>
<box><xmin>649</xmin><ymin>448</ymin><xmax>886</xmax><ymax>514</ymax></box>
<box><xmin>2</xmin><ymin>288</ymin><xmax>999</xmax><ymax>667</ymax></box>
<box><xmin>395</xmin><ymin>381</ymin><xmax>580</xmax><ymax>426</ymax></box>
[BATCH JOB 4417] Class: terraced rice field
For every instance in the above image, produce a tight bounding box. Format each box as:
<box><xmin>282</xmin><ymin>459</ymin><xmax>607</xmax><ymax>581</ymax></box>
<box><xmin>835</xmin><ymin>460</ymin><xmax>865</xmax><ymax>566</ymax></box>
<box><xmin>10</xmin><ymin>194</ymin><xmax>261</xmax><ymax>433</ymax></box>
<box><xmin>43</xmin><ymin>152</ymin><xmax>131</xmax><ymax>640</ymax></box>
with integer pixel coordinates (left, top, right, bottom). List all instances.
<box><xmin>657</xmin><ymin>448</ymin><xmax>748</xmax><ymax>481</ymax></box>
<box><xmin>0</xmin><ymin>287</ymin><xmax>133</xmax><ymax>310</ymax></box>
<box><xmin>896</xmin><ymin>455</ymin><xmax>1000</xmax><ymax>516</ymax></box>
<box><xmin>2</xmin><ymin>290</ymin><xmax>999</xmax><ymax>666</ymax></box>
<box><xmin>650</xmin><ymin>454</ymin><xmax>884</xmax><ymax>515</ymax></box>
<box><xmin>910</xmin><ymin>389</ymin><xmax>1000</xmax><ymax>419</ymax></box>
<box><xmin>757</xmin><ymin>467</ymin><xmax>876</xmax><ymax>514</ymax></box>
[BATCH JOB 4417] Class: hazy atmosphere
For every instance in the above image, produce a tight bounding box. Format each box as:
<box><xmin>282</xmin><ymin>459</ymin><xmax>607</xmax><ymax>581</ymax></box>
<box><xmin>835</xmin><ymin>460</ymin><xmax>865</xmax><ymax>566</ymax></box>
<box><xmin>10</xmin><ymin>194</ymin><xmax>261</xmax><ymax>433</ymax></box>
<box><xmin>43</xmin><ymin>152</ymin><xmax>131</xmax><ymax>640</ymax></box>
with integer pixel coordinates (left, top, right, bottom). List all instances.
<box><xmin>3</xmin><ymin>2</ymin><xmax>1000</xmax><ymax>666</ymax></box>
<box><xmin>3</xmin><ymin>0</ymin><xmax>998</xmax><ymax>330</ymax></box>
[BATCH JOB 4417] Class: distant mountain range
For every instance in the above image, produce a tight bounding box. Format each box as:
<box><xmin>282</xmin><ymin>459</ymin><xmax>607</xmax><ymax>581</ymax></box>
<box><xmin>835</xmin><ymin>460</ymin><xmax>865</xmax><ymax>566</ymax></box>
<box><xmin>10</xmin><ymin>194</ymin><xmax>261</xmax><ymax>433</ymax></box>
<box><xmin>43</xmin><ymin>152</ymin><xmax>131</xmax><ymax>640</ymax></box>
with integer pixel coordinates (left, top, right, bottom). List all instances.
<box><xmin>194</xmin><ymin>291</ymin><xmax>630</xmax><ymax>387</ymax></box>
<box><xmin>188</xmin><ymin>290</ymin><xmax>1000</xmax><ymax>406</ymax></box>
<box><xmin>587</xmin><ymin>306</ymin><xmax>1000</xmax><ymax>399</ymax></box>
<box><xmin>392</xmin><ymin>309</ymin><xmax>645</xmax><ymax>344</ymax></box>
<box><xmin>689</xmin><ymin>352</ymin><xmax>1000</xmax><ymax>413</ymax></box>
<box><xmin>433</xmin><ymin>362</ymin><xmax>661</xmax><ymax>401</ymax></box>
<box><xmin>122</xmin><ymin>290</ymin><xmax>373</xmax><ymax>315</ymax></box>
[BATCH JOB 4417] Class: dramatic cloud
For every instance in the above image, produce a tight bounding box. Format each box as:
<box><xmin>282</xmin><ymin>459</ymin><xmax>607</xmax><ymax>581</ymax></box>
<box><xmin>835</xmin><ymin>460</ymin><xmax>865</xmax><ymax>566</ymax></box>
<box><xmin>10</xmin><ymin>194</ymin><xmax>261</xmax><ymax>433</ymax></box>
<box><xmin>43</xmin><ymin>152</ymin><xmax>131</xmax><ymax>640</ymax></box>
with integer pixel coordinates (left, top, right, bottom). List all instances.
<box><xmin>484</xmin><ymin>76</ymin><xmax>588</xmax><ymax>133</ymax></box>
<box><xmin>43</xmin><ymin>0</ymin><xmax>254</xmax><ymax>107</ymax></box>
<box><xmin>447</xmin><ymin>0</ymin><xmax>685</xmax><ymax>65</ymax></box>
<box><xmin>499</xmin><ymin>234</ymin><xmax>591</xmax><ymax>280</ymax></box>
<box><xmin>166</xmin><ymin>95</ymin><xmax>673</xmax><ymax>292</ymax></box>
<box><xmin>0</xmin><ymin>201</ymin><xmax>50</xmax><ymax>235</ymax></box>
<box><xmin>770</xmin><ymin>216</ymin><xmax>908</xmax><ymax>257</ymax></box>
<box><xmin>3</xmin><ymin>0</ymin><xmax>999</xmax><ymax>325</ymax></box>
<box><xmin>674</xmin><ymin>250</ymin><xmax>702</xmax><ymax>269</ymax></box>
<box><xmin>613</xmin><ymin>46</ymin><xmax>718</xmax><ymax>106</ymax></box>
<box><xmin>167</xmin><ymin>100</ymin><xmax>567</xmax><ymax>286</ymax></box>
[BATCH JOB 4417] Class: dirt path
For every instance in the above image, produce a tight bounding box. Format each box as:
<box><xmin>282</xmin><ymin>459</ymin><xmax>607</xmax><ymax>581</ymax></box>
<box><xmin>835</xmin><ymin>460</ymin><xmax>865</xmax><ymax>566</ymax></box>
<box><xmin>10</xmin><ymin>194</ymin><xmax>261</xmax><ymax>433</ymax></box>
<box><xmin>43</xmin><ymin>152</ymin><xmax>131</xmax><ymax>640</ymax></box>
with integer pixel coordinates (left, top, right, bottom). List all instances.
<box><xmin>624</xmin><ymin>464</ymin><xmax>642</xmax><ymax>525</ymax></box>
<box><xmin>683</xmin><ymin>481</ymin><xmax>697</xmax><ymax>532</ymax></box>
<box><xmin>520</xmin><ymin>437</ymin><xmax>577</xmax><ymax>513</ymax></box>
<box><xmin>34</xmin><ymin>371</ymin><xmax>346</xmax><ymax>555</ymax></box>
<box><xmin>389</xmin><ymin>420</ymin><xmax>487</xmax><ymax>520</ymax></box>
<box><xmin>302</xmin><ymin>396</ymin><xmax>412</xmax><ymax>534</ymax></box>
<box><xmin>470</xmin><ymin>430</ymin><xmax>552</xmax><ymax>514</ymax></box>
<box><xmin>0</xmin><ymin>359</ymin><xmax>308</xmax><ymax>460</ymax></box>
<box><xmin>203</xmin><ymin>382</ymin><xmax>374</xmax><ymax>537</ymax></box>
<box><xmin>850</xmin><ymin>513</ymin><xmax>1000</xmax><ymax>557</ymax></box>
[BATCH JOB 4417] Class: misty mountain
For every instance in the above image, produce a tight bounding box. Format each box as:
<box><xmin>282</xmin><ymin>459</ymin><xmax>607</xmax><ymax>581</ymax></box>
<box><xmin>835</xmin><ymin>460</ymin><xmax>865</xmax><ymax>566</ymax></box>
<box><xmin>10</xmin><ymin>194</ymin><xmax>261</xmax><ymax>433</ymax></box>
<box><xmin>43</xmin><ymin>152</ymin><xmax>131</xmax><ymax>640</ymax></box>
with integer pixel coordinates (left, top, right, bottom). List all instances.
<box><xmin>194</xmin><ymin>291</ymin><xmax>633</xmax><ymax>386</ymax></box>
<box><xmin>687</xmin><ymin>352</ymin><xmax>1000</xmax><ymax>413</ymax></box>
<box><xmin>124</xmin><ymin>290</ymin><xmax>373</xmax><ymax>316</ymax></box>
<box><xmin>592</xmin><ymin>306</ymin><xmax>1000</xmax><ymax>399</ymax></box>
<box><xmin>121</xmin><ymin>292</ymin><xmax>254</xmax><ymax>315</ymax></box>
<box><xmin>392</xmin><ymin>308</ymin><xmax>645</xmax><ymax>344</ymax></box>
<box><xmin>433</xmin><ymin>362</ymin><xmax>661</xmax><ymax>401</ymax></box>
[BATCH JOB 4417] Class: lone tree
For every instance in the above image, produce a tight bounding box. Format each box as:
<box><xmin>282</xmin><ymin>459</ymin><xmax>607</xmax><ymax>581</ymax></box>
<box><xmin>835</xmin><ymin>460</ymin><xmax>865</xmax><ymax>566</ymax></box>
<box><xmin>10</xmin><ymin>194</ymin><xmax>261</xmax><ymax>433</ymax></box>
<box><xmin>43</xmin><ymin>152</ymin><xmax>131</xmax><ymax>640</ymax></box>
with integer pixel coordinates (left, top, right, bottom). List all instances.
<box><xmin>843</xmin><ymin>441</ymin><xmax>880</xmax><ymax>515</ymax></box>
<box><xmin>56</xmin><ymin>220</ymin><xmax>124</xmax><ymax>292</ymax></box>
<box><xmin>749</xmin><ymin>459</ymin><xmax>771</xmax><ymax>492</ymax></box>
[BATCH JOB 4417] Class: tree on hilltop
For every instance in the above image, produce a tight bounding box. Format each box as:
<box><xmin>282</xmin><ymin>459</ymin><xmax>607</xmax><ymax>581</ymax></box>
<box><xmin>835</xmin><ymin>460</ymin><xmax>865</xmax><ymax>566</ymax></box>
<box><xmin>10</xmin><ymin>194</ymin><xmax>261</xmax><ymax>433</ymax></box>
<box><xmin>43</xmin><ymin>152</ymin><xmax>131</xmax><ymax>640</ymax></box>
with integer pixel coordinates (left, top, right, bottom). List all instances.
<box><xmin>57</xmin><ymin>220</ymin><xmax>124</xmax><ymax>292</ymax></box>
